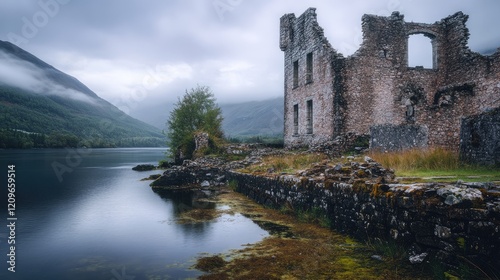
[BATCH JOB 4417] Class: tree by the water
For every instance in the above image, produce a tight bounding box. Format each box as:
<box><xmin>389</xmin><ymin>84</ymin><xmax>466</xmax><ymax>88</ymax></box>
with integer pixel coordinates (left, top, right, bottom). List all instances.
<box><xmin>165</xmin><ymin>85</ymin><xmax>224</xmax><ymax>162</ymax></box>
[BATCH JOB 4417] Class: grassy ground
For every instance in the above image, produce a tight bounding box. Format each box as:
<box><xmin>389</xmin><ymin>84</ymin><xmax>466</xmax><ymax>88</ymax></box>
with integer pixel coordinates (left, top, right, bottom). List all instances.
<box><xmin>368</xmin><ymin>148</ymin><xmax>500</xmax><ymax>183</ymax></box>
<box><xmin>238</xmin><ymin>148</ymin><xmax>499</xmax><ymax>184</ymax></box>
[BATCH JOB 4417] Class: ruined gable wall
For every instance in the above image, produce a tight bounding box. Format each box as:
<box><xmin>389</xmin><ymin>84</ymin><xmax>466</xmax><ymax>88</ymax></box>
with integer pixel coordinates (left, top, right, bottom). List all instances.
<box><xmin>281</xmin><ymin>8</ymin><xmax>338</xmax><ymax>147</ymax></box>
<box><xmin>415</xmin><ymin>13</ymin><xmax>500</xmax><ymax>149</ymax></box>
<box><xmin>342</xmin><ymin>11</ymin><xmax>500</xmax><ymax>150</ymax></box>
<box><xmin>343</xmin><ymin>12</ymin><xmax>411</xmax><ymax>136</ymax></box>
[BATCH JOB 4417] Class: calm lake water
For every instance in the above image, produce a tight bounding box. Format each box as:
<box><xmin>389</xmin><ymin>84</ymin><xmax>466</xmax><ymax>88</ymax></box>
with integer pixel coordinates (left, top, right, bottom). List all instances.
<box><xmin>0</xmin><ymin>148</ymin><xmax>268</xmax><ymax>280</ymax></box>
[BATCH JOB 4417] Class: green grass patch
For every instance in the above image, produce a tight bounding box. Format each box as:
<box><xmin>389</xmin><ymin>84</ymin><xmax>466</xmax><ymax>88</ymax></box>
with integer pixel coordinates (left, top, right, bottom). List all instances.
<box><xmin>228</xmin><ymin>179</ymin><xmax>238</xmax><ymax>191</ymax></box>
<box><xmin>296</xmin><ymin>207</ymin><xmax>332</xmax><ymax>228</ymax></box>
<box><xmin>366</xmin><ymin>238</ymin><xmax>408</xmax><ymax>264</ymax></box>
<box><xmin>397</xmin><ymin>168</ymin><xmax>500</xmax><ymax>183</ymax></box>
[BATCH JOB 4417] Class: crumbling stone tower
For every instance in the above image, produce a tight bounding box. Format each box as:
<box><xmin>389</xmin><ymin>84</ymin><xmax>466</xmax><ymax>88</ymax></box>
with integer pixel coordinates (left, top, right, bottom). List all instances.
<box><xmin>281</xmin><ymin>8</ymin><xmax>500</xmax><ymax>152</ymax></box>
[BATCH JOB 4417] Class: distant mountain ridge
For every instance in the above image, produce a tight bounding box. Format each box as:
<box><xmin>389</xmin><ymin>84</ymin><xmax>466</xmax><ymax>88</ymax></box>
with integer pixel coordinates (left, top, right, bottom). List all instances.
<box><xmin>127</xmin><ymin>96</ymin><xmax>284</xmax><ymax>138</ymax></box>
<box><xmin>220</xmin><ymin>97</ymin><xmax>284</xmax><ymax>137</ymax></box>
<box><xmin>0</xmin><ymin>40</ymin><xmax>165</xmax><ymax>148</ymax></box>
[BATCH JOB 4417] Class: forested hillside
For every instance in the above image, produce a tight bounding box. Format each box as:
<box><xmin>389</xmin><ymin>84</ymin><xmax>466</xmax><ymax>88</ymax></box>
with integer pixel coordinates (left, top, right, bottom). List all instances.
<box><xmin>0</xmin><ymin>40</ymin><xmax>165</xmax><ymax>148</ymax></box>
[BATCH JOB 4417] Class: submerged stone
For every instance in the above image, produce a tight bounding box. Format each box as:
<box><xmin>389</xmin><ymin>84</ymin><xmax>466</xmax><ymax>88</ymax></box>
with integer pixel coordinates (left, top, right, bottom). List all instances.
<box><xmin>201</xmin><ymin>180</ymin><xmax>210</xmax><ymax>188</ymax></box>
<box><xmin>409</xmin><ymin>252</ymin><xmax>428</xmax><ymax>264</ymax></box>
<box><xmin>132</xmin><ymin>164</ymin><xmax>156</xmax><ymax>171</ymax></box>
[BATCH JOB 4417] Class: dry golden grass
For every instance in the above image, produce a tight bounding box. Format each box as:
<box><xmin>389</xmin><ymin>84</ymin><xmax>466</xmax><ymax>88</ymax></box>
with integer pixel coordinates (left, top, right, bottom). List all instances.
<box><xmin>368</xmin><ymin>148</ymin><xmax>460</xmax><ymax>172</ymax></box>
<box><xmin>368</xmin><ymin>148</ymin><xmax>500</xmax><ymax>183</ymax></box>
<box><xmin>241</xmin><ymin>153</ymin><xmax>328</xmax><ymax>174</ymax></box>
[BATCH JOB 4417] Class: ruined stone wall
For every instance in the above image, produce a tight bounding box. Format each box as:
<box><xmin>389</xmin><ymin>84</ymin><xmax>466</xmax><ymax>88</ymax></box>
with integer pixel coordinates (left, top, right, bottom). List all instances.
<box><xmin>343</xmin><ymin>13</ymin><xmax>408</xmax><ymax>136</ymax></box>
<box><xmin>280</xmin><ymin>8</ymin><xmax>339</xmax><ymax>147</ymax></box>
<box><xmin>281</xmin><ymin>9</ymin><xmax>500</xmax><ymax>152</ymax></box>
<box><xmin>229</xmin><ymin>171</ymin><xmax>500</xmax><ymax>267</ymax></box>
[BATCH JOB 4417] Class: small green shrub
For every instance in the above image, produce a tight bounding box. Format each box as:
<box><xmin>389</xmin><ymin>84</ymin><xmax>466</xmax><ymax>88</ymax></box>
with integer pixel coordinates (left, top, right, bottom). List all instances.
<box><xmin>158</xmin><ymin>159</ymin><xmax>172</xmax><ymax>169</ymax></box>
<box><xmin>296</xmin><ymin>207</ymin><xmax>331</xmax><ymax>228</ymax></box>
<box><xmin>365</xmin><ymin>238</ymin><xmax>408</xmax><ymax>272</ymax></box>
<box><xmin>228</xmin><ymin>179</ymin><xmax>238</xmax><ymax>191</ymax></box>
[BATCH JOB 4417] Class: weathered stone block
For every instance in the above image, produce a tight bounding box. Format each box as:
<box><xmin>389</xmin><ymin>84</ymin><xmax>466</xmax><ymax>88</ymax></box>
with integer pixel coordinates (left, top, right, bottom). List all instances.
<box><xmin>460</xmin><ymin>107</ymin><xmax>500</xmax><ymax>166</ymax></box>
<box><xmin>370</xmin><ymin>124</ymin><xmax>429</xmax><ymax>151</ymax></box>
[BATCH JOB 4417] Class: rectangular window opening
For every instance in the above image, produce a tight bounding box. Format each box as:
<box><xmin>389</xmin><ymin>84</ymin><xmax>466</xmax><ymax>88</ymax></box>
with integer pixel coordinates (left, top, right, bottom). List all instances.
<box><xmin>293</xmin><ymin>104</ymin><xmax>299</xmax><ymax>135</ymax></box>
<box><xmin>306</xmin><ymin>52</ymin><xmax>313</xmax><ymax>83</ymax></box>
<box><xmin>306</xmin><ymin>100</ymin><xmax>313</xmax><ymax>134</ymax></box>
<box><xmin>293</xmin><ymin>60</ymin><xmax>299</xmax><ymax>88</ymax></box>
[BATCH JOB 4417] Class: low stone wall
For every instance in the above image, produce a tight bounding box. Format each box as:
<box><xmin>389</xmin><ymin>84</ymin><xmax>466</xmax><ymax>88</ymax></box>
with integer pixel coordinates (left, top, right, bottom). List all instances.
<box><xmin>151</xmin><ymin>154</ymin><xmax>500</xmax><ymax>268</ymax></box>
<box><xmin>228</xmin><ymin>171</ymin><xmax>500</xmax><ymax>266</ymax></box>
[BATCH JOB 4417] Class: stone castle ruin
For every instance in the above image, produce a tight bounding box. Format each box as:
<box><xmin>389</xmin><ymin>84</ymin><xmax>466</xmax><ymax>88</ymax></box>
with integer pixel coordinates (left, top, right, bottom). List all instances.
<box><xmin>280</xmin><ymin>8</ymin><xmax>499</xmax><ymax>164</ymax></box>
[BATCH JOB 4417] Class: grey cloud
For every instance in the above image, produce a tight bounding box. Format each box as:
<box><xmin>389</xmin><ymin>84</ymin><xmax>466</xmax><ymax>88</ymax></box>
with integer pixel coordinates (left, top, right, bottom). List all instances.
<box><xmin>1</xmin><ymin>0</ymin><xmax>499</xmax><ymax>126</ymax></box>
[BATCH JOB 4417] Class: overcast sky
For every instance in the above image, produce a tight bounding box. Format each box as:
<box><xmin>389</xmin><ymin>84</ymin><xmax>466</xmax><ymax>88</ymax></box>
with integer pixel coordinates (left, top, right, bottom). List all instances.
<box><xmin>1</xmin><ymin>0</ymin><xmax>499</xmax><ymax>123</ymax></box>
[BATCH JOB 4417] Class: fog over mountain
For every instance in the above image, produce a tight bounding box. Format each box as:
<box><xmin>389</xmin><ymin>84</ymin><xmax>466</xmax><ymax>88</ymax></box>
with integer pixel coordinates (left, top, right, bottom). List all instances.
<box><xmin>0</xmin><ymin>49</ymin><xmax>98</xmax><ymax>105</ymax></box>
<box><xmin>0</xmin><ymin>40</ymin><xmax>164</xmax><ymax>148</ymax></box>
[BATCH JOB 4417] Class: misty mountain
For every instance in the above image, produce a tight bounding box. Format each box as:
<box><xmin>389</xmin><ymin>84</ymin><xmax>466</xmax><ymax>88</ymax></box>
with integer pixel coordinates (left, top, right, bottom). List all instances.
<box><xmin>132</xmin><ymin>96</ymin><xmax>284</xmax><ymax>138</ymax></box>
<box><xmin>220</xmin><ymin>97</ymin><xmax>284</xmax><ymax>137</ymax></box>
<box><xmin>0</xmin><ymin>40</ymin><xmax>165</xmax><ymax>148</ymax></box>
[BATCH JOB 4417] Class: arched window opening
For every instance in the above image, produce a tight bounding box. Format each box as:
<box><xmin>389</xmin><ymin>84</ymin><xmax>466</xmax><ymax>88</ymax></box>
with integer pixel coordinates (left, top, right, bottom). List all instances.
<box><xmin>408</xmin><ymin>34</ymin><xmax>434</xmax><ymax>69</ymax></box>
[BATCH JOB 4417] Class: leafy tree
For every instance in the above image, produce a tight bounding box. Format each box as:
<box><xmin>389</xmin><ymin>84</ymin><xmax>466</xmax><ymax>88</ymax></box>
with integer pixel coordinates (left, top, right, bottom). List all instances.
<box><xmin>166</xmin><ymin>86</ymin><xmax>224</xmax><ymax>161</ymax></box>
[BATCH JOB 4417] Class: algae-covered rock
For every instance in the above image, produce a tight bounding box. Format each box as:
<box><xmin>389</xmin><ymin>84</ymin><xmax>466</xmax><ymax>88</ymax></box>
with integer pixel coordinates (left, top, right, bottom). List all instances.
<box><xmin>132</xmin><ymin>164</ymin><xmax>156</xmax><ymax>171</ymax></box>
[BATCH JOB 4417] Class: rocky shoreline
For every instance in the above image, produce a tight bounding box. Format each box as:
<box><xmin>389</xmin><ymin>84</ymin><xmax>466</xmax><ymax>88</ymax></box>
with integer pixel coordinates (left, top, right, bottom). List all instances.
<box><xmin>145</xmin><ymin>145</ymin><xmax>500</xmax><ymax>276</ymax></box>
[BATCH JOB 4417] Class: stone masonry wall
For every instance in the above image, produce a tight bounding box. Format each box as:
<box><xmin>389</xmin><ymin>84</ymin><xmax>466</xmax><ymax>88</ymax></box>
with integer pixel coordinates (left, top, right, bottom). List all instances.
<box><xmin>460</xmin><ymin>108</ymin><xmax>500</xmax><ymax>166</ymax></box>
<box><xmin>370</xmin><ymin>124</ymin><xmax>428</xmax><ymax>151</ymax></box>
<box><xmin>280</xmin><ymin>8</ymin><xmax>341</xmax><ymax>147</ymax></box>
<box><xmin>280</xmin><ymin>9</ymin><xmax>500</xmax><ymax>152</ymax></box>
<box><xmin>229</xmin><ymin>171</ymin><xmax>500</xmax><ymax>267</ymax></box>
<box><xmin>151</xmin><ymin>154</ymin><xmax>500</xmax><ymax>268</ymax></box>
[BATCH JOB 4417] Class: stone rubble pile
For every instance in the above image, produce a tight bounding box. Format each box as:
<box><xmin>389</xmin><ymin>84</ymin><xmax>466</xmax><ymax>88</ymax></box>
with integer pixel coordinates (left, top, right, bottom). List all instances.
<box><xmin>295</xmin><ymin>156</ymin><xmax>396</xmax><ymax>184</ymax></box>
